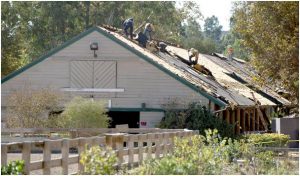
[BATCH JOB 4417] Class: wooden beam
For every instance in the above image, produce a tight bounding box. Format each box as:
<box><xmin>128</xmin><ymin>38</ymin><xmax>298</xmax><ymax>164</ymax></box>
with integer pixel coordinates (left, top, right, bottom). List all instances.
<box><xmin>256</xmin><ymin>108</ymin><xmax>268</xmax><ymax>130</ymax></box>
<box><xmin>236</xmin><ymin>108</ymin><xmax>240</xmax><ymax>135</ymax></box>
<box><xmin>255</xmin><ymin>109</ymin><xmax>259</xmax><ymax>131</ymax></box>
<box><xmin>251</xmin><ymin>109</ymin><xmax>255</xmax><ymax>131</ymax></box>
<box><xmin>246</xmin><ymin>110</ymin><xmax>251</xmax><ymax>131</ymax></box>
<box><xmin>250</xmin><ymin>92</ymin><xmax>268</xmax><ymax>130</ymax></box>
<box><xmin>241</xmin><ymin>109</ymin><xmax>245</xmax><ymax>133</ymax></box>
<box><xmin>232</xmin><ymin>110</ymin><xmax>236</xmax><ymax>133</ymax></box>
<box><xmin>225</xmin><ymin>109</ymin><xmax>230</xmax><ymax>124</ymax></box>
<box><xmin>219</xmin><ymin>111</ymin><xmax>223</xmax><ymax>119</ymax></box>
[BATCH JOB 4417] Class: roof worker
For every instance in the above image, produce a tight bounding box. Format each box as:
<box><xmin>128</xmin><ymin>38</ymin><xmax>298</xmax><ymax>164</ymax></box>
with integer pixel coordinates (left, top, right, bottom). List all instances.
<box><xmin>188</xmin><ymin>48</ymin><xmax>199</xmax><ymax>65</ymax></box>
<box><xmin>123</xmin><ymin>18</ymin><xmax>134</xmax><ymax>39</ymax></box>
<box><xmin>227</xmin><ymin>45</ymin><xmax>234</xmax><ymax>61</ymax></box>
<box><xmin>158</xmin><ymin>42</ymin><xmax>167</xmax><ymax>52</ymax></box>
<box><xmin>144</xmin><ymin>23</ymin><xmax>154</xmax><ymax>41</ymax></box>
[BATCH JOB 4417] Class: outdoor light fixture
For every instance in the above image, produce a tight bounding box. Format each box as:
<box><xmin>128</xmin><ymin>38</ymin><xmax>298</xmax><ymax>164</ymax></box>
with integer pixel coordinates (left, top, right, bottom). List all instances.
<box><xmin>90</xmin><ymin>42</ymin><xmax>98</xmax><ymax>57</ymax></box>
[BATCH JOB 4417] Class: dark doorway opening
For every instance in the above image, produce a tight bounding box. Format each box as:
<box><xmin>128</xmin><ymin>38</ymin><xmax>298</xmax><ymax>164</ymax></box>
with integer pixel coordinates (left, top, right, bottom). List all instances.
<box><xmin>107</xmin><ymin>111</ymin><xmax>140</xmax><ymax>128</ymax></box>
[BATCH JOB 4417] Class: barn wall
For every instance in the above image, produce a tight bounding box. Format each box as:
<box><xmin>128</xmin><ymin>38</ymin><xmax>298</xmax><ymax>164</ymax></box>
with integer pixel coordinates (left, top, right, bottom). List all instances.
<box><xmin>1</xmin><ymin>30</ymin><xmax>209</xmax><ymax>125</ymax></box>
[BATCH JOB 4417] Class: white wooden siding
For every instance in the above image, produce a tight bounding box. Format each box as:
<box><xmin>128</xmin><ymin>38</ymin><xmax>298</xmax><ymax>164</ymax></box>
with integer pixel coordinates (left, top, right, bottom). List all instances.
<box><xmin>140</xmin><ymin>112</ymin><xmax>164</xmax><ymax>128</ymax></box>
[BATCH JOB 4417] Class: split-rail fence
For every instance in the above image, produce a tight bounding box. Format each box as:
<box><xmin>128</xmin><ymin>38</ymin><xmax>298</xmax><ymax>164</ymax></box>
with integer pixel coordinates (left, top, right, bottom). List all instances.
<box><xmin>1</xmin><ymin>128</ymin><xmax>198</xmax><ymax>175</ymax></box>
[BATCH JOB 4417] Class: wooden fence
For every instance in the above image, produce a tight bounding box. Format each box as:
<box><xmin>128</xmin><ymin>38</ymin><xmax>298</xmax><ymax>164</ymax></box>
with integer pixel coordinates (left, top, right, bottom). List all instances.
<box><xmin>1</xmin><ymin>129</ymin><xmax>198</xmax><ymax>175</ymax></box>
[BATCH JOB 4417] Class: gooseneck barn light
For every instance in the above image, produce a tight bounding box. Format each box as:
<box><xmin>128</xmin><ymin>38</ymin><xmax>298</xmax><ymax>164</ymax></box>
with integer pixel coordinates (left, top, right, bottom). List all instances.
<box><xmin>90</xmin><ymin>42</ymin><xmax>98</xmax><ymax>57</ymax></box>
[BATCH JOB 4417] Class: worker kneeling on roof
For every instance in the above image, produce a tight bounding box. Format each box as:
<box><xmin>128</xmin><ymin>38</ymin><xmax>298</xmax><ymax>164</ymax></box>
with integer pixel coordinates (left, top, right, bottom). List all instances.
<box><xmin>123</xmin><ymin>18</ymin><xmax>134</xmax><ymax>39</ymax></box>
<box><xmin>188</xmin><ymin>48</ymin><xmax>199</xmax><ymax>65</ymax></box>
<box><xmin>144</xmin><ymin>23</ymin><xmax>154</xmax><ymax>41</ymax></box>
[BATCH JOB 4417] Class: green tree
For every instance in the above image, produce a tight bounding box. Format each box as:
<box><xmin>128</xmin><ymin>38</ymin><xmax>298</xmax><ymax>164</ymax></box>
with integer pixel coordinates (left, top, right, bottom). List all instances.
<box><xmin>1</xmin><ymin>1</ymin><xmax>30</xmax><ymax>76</ymax></box>
<box><xmin>204</xmin><ymin>15</ymin><xmax>223</xmax><ymax>42</ymax></box>
<box><xmin>220</xmin><ymin>32</ymin><xmax>250</xmax><ymax>61</ymax></box>
<box><xmin>60</xmin><ymin>97</ymin><xmax>110</xmax><ymax>128</ymax></box>
<box><xmin>232</xmin><ymin>1</ymin><xmax>299</xmax><ymax>104</ymax></box>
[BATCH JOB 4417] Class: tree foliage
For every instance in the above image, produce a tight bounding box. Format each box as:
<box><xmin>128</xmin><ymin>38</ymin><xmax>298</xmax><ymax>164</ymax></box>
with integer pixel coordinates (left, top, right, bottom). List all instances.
<box><xmin>60</xmin><ymin>97</ymin><xmax>110</xmax><ymax>128</ymax></box>
<box><xmin>6</xmin><ymin>87</ymin><xmax>61</xmax><ymax>128</ymax></box>
<box><xmin>204</xmin><ymin>15</ymin><xmax>222</xmax><ymax>42</ymax></box>
<box><xmin>159</xmin><ymin>102</ymin><xmax>235</xmax><ymax>138</ymax></box>
<box><xmin>232</xmin><ymin>1</ymin><xmax>299</xmax><ymax>103</ymax></box>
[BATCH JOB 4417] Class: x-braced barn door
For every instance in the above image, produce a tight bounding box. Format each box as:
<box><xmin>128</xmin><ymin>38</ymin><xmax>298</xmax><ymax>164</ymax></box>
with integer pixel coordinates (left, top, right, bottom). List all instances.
<box><xmin>70</xmin><ymin>61</ymin><xmax>116</xmax><ymax>88</ymax></box>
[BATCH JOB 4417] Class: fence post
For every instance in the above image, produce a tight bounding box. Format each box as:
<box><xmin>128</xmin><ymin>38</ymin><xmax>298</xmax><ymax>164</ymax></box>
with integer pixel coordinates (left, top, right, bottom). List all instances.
<box><xmin>162</xmin><ymin>133</ymin><xmax>168</xmax><ymax>156</ymax></box>
<box><xmin>105</xmin><ymin>133</ymin><xmax>124</xmax><ymax>168</ymax></box>
<box><xmin>138</xmin><ymin>134</ymin><xmax>147</xmax><ymax>164</ymax></box>
<box><xmin>147</xmin><ymin>133</ymin><xmax>154</xmax><ymax>159</ymax></box>
<box><xmin>62</xmin><ymin>139</ymin><xmax>69</xmax><ymax>175</ymax></box>
<box><xmin>1</xmin><ymin>144</ymin><xmax>8</xmax><ymax>166</ymax></box>
<box><xmin>155</xmin><ymin>133</ymin><xmax>162</xmax><ymax>159</ymax></box>
<box><xmin>22</xmin><ymin>142</ymin><xmax>31</xmax><ymax>174</ymax></box>
<box><xmin>115</xmin><ymin>134</ymin><xmax>124</xmax><ymax>168</ymax></box>
<box><xmin>105</xmin><ymin>134</ymin><xmax>113</xmax><ymax>148</ymax></box>
<box><xmin>128</xmin><ymin>135</ymin><xmax>134</xmax><ymax>168</ymax></box>
<box><xmin>78</xmin><ymin>138</ymin><xmax>86</xmax><ymax>173</ymax></box>
<box><xmin>43</xmin><ymin>140</ymin><xmax>51</xmax><ymax>175</ymax></box>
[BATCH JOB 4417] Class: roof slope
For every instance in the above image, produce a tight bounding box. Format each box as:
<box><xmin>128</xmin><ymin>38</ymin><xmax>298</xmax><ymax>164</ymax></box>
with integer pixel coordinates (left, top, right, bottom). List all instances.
<box><xmin>165</xmin><ymin>46</ymin><xmax>291</xmax><ymax>106</ymax></box>
<box><xmin>100</xmin><ymin>26</ymin><xmax>289</xmax><ymax>107</ymax></box>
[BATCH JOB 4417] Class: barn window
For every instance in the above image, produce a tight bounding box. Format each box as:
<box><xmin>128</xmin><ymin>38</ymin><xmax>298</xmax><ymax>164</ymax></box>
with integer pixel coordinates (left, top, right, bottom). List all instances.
<box><xmin>70</xmin><ymin>61</ymin><xmax>116</xmax><ymax>88</ymax></box>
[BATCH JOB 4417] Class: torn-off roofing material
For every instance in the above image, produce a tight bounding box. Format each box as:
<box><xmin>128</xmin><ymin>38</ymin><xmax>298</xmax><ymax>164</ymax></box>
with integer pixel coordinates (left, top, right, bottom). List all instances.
<box><xmin>165</xmin><ymin>46</ymin><xmax>291</xmax><ymax>106</ymax></box>
<box><xmin>101</xmin><ymin>26</ymin><xmax>290</xmax><ymax>107</ymax></box>
<box><xmin>101</xmin><ymin>27</ymin><xmax>282</xmax><ymax>107</ymax></box>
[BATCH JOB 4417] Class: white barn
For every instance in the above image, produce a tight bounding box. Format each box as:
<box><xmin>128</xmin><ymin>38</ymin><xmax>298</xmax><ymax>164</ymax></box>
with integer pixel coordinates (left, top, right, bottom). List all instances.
<box><xmin>1</xmin><ymin>26</ymin><xmax>290</xmax><ymax>132</ymax></box>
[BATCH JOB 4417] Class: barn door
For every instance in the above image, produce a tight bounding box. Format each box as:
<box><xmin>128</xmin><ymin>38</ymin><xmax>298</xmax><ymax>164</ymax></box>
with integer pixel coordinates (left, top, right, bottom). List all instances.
<box><xmin>93</xmin><ymin>61</ymin><xmax>116</xmax><ymax>88</ymax></box>
<box><xmin>70</xmin><ymin>61</ymin><xmax>93</xmax><ymax>88</ymax></box>
<box><xmin>70</xmin><ymin>61</ymin><xmax>116</xmax><ymax>88</ymax></box>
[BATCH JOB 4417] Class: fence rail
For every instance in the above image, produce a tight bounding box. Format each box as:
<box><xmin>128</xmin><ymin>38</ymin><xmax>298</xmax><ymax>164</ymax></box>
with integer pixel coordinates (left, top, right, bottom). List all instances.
<box><xmin>2</xmin><ymin>128</ymin><xmax>190</xmax><ymax>138</ymax></box>
<box><xmin>1</xmin><ymin>129</ymin><xmax>198</xmax><ymax>175</ymax></box>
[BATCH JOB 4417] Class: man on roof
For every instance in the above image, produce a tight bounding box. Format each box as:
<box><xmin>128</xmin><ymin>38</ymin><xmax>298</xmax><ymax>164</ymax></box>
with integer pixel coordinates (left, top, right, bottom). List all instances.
<box><xmin>188</xmin><ymin>48</ymin><xmax>199</xmax><ymax>65</ymax></box>
<box><xmin>227</xmin><ymin>45</ymin><xmax>234</xmax><ymax>60</ymax></box>
<box><xmin>123</xmin><ymin>18</ymin><xmax>134</xmax><ymax>39</ymax></box>
<box><xmin>144</xmin><ymin>23</ymin><xmax>154</xmax><ymax>41</ymax></box>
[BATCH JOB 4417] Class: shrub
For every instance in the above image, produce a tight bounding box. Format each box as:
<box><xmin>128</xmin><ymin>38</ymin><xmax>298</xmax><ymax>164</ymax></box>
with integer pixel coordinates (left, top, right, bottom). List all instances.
<box><xmin>244</xmin><ymin>133</ymin><xmax>290</xmax><ymax>147</ymax></box>
<box><xmin>6</xmin><ymin>87</ymin><xmax>61</xmax><ymax>128</ymax></box>
<box><xmin>159</xmin><ymin>102</ymin><xmax>235</xmax><ymax>138</ymax></box>
<box><xmin>60</xmin><ymin>97</ymin><xmax>110</xmax><ymax>128</ymax></box>
<box><xmin>80</xmin><ymin>145</ymin><xmax>117</xmax><ymax>175</ymax></box>
<box><xmin>130</xmin><ymin>129</ymin><xmax>230</xmax><ymax>175</ymax></box>
<box><xmin>1</xmin><ymin>160</ymin><xmax>25</xmax><ymax>175</ymax></box>
<box><xmin>129</xmin><ymin>135</ymin><xmax>205</xmax><ymax>175</ymax></box>
<box><xmin>128</xmin><ymin>129</ymin><xmax>298</xmax><ymax>175</ymax></box>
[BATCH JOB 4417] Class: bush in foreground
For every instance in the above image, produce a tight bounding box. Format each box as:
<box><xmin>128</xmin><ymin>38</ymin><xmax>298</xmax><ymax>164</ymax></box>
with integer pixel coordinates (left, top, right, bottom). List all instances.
<box><xmin>60</xmin><ymin>96</ymin><xmax>110</xmax><ymax>128</ymax></box>
<box><xmin>80</xmin><ymin>145</ymin><xmax>117</xmax><ymax>175</ymax></box>
<box><xmin>159</xmin><ymin>102</ymin><xmax>235</xmax><ymax>138</ymax></box>
<box><xmin>129</xmin><ymin>129</ymin><xmax>298</xmax><ymax>175</ymax></box>
<box><xmin>1</xmin><ymin>160</ymin><xmax>25</xmax><ymax>175</ymax></box>
<box><xmin>244</xmin><ymin>133</ymin><xmax>290</xmax><ymax>147</ymax></box>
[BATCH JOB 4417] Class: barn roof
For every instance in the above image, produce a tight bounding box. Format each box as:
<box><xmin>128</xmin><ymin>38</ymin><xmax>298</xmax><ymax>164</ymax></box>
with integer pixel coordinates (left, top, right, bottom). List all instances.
<box><xmin>1</xmin><ymin>26</ymin><xmax>291</xmax><ymax>108</ymax></box>
<box><xmin>98</xmin><ymin>26</ymin><xmax>290</xmax><ymax>107</ymax></box>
